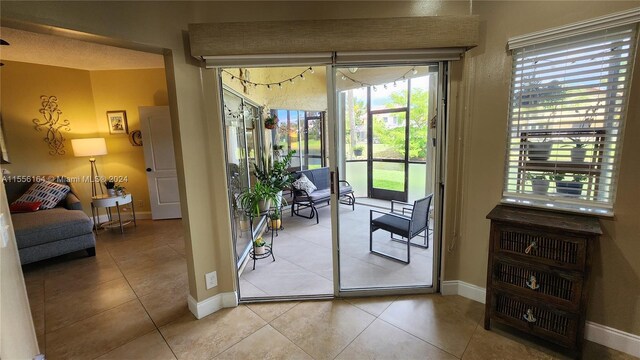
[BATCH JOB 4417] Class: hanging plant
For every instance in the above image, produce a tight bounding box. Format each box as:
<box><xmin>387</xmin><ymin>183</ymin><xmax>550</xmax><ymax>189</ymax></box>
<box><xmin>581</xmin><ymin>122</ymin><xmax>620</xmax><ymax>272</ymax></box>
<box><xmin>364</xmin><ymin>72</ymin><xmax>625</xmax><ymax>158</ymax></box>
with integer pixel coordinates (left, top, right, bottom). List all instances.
<box><xmin>264</xmin><ymin>115</ymin><xmax>278</xmax><ymax>130</ymax></box>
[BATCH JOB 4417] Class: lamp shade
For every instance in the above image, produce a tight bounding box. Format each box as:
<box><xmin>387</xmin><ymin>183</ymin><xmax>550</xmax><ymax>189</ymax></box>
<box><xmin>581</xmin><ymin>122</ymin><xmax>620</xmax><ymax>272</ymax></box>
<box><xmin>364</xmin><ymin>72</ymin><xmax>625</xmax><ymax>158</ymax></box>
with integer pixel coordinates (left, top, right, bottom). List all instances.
<box><xmin>71</xmin><ymin>138</ymin><xmax>107</xmax><ymax>157</ymax></box>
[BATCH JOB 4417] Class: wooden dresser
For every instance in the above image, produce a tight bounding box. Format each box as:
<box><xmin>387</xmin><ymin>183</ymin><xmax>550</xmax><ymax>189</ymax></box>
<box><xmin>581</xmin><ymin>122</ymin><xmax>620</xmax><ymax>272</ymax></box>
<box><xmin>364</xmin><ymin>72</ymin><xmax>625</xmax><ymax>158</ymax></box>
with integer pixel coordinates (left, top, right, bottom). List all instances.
<box><xmin>484</xmin><ymin>205</ymin><xmax>602</xmax><ymax>356</ymax></box>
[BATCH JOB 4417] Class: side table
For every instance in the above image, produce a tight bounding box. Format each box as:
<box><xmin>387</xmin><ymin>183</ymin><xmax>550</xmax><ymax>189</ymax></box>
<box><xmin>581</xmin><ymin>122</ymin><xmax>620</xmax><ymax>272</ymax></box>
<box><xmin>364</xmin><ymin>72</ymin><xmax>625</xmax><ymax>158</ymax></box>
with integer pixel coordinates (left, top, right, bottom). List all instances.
<box><xmin>91</xmin><ymin>193</ymin><xmax>137</xmax><ymax>233</ymax></box>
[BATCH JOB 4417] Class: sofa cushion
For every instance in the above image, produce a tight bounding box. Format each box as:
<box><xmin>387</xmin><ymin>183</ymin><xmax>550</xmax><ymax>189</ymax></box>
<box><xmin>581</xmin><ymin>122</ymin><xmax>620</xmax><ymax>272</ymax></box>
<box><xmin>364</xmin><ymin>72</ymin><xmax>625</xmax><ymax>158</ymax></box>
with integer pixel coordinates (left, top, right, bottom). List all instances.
<box><xmin>13</xmin><ymin>180</ymin><xmax>70</xmax><ymax>209</ymax></box>
<box><xmin>12</xmin><ymin>208</ymin><xmax>93</xmax><ymax>249</ymax></box>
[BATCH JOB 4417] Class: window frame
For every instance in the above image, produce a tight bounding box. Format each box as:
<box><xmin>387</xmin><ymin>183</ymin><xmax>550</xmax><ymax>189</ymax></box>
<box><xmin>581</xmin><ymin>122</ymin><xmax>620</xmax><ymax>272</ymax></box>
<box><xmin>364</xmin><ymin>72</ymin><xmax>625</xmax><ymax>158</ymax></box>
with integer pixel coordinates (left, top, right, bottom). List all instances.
<box><xmin>502</xmin><ymin>12</ymin><xmax>639</xmax><ymax>216</ymax></box>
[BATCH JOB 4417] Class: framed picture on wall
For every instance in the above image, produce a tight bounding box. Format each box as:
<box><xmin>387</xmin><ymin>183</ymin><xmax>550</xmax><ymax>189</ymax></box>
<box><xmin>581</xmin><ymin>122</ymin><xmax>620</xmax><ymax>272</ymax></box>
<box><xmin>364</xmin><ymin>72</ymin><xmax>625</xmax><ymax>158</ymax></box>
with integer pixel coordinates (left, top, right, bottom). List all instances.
<box><xmin>106</xmin><ymin>110</ymin><xmax>129</xmax><ymax>134</ymax></box>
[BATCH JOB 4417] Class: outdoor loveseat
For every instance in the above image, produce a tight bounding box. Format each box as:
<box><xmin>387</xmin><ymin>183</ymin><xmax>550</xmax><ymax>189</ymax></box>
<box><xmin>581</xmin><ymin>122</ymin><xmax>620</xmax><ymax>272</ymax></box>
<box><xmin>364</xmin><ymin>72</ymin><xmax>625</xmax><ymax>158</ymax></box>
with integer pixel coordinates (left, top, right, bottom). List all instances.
<box><xmin>290</xmin><ymin>167</ymin><xmax>355</xmax><ymax>224</ymax></box>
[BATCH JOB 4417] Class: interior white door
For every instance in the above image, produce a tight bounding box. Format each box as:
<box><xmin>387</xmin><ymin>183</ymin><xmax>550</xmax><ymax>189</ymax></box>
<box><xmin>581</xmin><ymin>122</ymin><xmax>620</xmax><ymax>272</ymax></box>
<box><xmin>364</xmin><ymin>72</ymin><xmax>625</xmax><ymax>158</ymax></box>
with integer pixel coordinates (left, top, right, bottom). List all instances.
<box><xmin>139</xmin><ymin>106</ymin><xmax>182</xmax><ymax>220</ymax></box>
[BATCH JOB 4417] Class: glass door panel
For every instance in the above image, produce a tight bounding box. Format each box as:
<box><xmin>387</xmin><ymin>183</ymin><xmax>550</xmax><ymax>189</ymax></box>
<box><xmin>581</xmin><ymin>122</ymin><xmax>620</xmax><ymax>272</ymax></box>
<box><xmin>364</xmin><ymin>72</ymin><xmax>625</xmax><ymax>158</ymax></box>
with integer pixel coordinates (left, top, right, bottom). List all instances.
<box><xmin>333</xmin><ymin>64</ymin><xmax>439</xmax><ymax>293</ymax></box>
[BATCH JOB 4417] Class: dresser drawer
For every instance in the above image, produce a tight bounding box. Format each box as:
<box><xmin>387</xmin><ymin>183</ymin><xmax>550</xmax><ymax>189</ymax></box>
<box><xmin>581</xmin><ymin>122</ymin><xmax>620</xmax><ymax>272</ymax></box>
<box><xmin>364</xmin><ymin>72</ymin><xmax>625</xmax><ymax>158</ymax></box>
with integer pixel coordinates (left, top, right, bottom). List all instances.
<box><xmin>494</xmin><ymin>225</ymin><xmax>586</xmax><ymax>270</ymax></box>
<box><xmin>492</xmin><ymin>257</ymin><xmax>583</xmax><ymax>310</ymax></box>
<box><xmin>492</xmin><ymin>291</ymin><xmax>579</xmax><ymax>348</ymax></box>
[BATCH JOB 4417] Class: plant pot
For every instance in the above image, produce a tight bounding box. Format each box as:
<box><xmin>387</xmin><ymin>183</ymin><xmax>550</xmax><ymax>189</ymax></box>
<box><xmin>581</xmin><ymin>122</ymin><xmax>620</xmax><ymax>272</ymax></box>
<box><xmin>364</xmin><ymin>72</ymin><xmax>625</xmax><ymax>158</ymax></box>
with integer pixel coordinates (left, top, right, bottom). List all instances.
<box><xmin>254</xmin><ymin>245</ymin><xmax>266</xmax><ymax>255</ymax></box>
<box><xmin>571</xmin><ymin>147</ymin><xmax>587</xmax><ymax>163</ymax></box>
<box><xmin>107</xmin><ymin>189</ymin><xmax>116</xmax><ymax>197</ymax></box>
<box><xmin>528</xmin><ymin>142</ymin><xmax>552</xmax><ymax>161</ymax></box>
<box><xmin>353</xmin><ymin>149</ymin><xmax>363</xmax><ymax>156</ymax></box>
<box><xmin>116</xmin><ymin>190</ymin><xmax>125</xmax><ymax>196</ymax></box>
<box><xmin>531</xmin><ymin>179</ymin><xmax>549</xmax><ymax>195</ymax></box>
<box><xmin>258</xmin><ymin>199</ymin><xmax>272</xmax><ymax>212</ymax></box>
<box><xmin>239</xmin><ymin>218</ymin><xmax>250</xmax><ymax>231</ymax></box>
<box><xmin>556</xmin><ymin>181</ymin><xmax>583</xmax><ymax>196</ymax></box>
<box><xmin>270</xmin><ymin>218</ymin><xmax>281</xmax><ymax>229</ymax></box>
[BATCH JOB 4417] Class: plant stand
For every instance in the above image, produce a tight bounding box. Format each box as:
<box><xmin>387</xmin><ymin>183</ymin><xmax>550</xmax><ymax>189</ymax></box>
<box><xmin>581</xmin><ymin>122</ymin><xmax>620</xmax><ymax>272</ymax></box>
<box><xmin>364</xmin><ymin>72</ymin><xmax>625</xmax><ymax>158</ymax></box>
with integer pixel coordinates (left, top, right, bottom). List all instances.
<box><xmin>247</xmin><ymin>209</ymin><xmax>276</xmax><ymax>270</ymax></box>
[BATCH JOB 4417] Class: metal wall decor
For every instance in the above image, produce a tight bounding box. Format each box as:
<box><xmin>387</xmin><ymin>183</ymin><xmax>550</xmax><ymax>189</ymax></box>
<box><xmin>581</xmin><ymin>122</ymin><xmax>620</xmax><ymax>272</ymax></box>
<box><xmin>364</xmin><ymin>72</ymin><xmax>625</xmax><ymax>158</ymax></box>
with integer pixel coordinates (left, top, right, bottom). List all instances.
<box><xmin>129</xmin><ymin>130</ymin><xmax>143</xmax><ymax>146</ymax></box>
<box><xmin>33</xmin><ymin>95</ymin><xmax>71</xmax><ymax>155</ymax></box>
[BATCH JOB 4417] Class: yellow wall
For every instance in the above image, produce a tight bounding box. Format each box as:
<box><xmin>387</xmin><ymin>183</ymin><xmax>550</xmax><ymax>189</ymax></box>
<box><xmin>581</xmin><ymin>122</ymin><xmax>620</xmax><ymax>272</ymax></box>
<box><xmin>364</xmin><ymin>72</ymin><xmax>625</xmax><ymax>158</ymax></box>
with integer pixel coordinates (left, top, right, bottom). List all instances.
<box><xmin>90</xmin><ymin>68</ymin><xmax>169</xmax><ymax>214</ymax></box>
<box><xmin>445</xmin><ymin>1</ymin><xmax>640</xmax><ymax>335</ymax></box>
<box><xmin>0</xmin><ymin>61</ymin><xmax>167</xmax><ymax>215</ymax></box>
<box><xmin>2</xmin><ymin>1</ymin><xmax>638</xmax><ymax>337</ymax></box>
<box><xmin>0</xmin><ymin>61</ymin><xmax>100</xmax><ymax>211</ymax></box>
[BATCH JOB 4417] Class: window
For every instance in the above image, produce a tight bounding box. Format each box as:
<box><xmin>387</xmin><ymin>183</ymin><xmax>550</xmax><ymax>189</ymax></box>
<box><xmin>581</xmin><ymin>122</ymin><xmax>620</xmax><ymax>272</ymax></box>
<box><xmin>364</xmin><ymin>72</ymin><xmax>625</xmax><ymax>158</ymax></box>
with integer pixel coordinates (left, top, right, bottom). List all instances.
<box><xmin>271</xmin><ymin>109</ymin><xmax>326</xmax><ymax>170</ymax></box>
<box><xmin>503</xmin><ymin>23</ymin><xmax>637</xmax><ymax>215</ymax></box>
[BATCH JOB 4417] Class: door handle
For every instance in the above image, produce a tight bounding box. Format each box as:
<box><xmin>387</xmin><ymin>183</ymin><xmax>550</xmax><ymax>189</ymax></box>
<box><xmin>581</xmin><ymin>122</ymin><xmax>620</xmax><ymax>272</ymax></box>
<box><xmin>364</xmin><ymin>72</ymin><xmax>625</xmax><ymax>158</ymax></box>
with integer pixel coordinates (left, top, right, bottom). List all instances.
<box><xmin>330</xmin><ymin>171</ymin><xmax>335</xmax><ymax>194</ymax></box>
<box><xmin>146</xmin><ymin>168</ymin><xmax>152</xmax><ymax>172</ymax></box>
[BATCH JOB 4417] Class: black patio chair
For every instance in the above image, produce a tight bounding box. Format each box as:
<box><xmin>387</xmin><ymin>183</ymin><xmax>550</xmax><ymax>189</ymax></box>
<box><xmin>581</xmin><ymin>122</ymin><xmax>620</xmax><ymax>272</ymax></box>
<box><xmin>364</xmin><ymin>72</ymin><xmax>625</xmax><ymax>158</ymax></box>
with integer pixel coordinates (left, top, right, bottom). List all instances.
<box><xmin>369</xmin><ymin>194</ymin><xmax>433</xmax><ymax>264</ymax></box>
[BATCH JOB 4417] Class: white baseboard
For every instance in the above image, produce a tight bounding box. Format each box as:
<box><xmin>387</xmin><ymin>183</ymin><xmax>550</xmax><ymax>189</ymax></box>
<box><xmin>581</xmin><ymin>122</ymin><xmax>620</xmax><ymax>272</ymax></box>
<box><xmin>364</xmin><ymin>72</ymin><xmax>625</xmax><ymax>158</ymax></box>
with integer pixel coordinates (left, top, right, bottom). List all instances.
<box><xmin>585</xmin><ymin>321</ymin><xmax>640</xmax><ymax>358</ymax></box>
<box><xmin>187</xmin><ymin>291</ymin><xmax>238</xmax><ymax>319</ymax></box>
<box><xmin>441</xmin><ymin>280</ymin><xmax>486</xmax><ymax>303</ymax></box>
<box><xmin>441</xmin><ymin>280</ymin><xmax>639</xmax><ymax>357</ymax></box>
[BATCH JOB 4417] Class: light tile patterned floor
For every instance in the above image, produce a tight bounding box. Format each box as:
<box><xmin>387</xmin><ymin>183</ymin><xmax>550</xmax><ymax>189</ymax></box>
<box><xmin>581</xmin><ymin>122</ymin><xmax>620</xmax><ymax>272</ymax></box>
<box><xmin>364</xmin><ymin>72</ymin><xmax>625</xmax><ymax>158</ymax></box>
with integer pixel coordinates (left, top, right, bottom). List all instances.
<box><xmin>22</xmin><ymin>220</ymin><xmax>635</xmax><ymax>359</ymax></box>
<box><xmin>240</xmin><ymin>203</ymin><xmax>434</xmax><ymax>297</ymax></box>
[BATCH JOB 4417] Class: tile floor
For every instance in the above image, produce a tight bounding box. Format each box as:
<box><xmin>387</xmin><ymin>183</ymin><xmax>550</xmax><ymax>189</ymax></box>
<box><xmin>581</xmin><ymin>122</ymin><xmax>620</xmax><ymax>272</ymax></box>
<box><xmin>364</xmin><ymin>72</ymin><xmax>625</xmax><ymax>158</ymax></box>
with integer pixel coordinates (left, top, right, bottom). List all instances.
<box><xmin>239</xmin><ymin>203</ymin><xmax>433</xmax><ymax>297</ymax></box>
<box><xmin>22</xmin><ymin>219</ymin><xmax>635</xmax><ymax>360</ymax></box>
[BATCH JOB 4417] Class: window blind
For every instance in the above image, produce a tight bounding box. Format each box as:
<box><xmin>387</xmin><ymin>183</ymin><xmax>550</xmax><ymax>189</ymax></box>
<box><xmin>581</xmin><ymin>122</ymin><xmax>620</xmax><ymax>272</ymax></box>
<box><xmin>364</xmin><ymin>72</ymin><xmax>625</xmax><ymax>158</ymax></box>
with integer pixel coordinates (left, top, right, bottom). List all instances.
<box><xmin>502</xmin><ymin>24</ymin><xmax>638</xmax><ymax>215</ymax></box>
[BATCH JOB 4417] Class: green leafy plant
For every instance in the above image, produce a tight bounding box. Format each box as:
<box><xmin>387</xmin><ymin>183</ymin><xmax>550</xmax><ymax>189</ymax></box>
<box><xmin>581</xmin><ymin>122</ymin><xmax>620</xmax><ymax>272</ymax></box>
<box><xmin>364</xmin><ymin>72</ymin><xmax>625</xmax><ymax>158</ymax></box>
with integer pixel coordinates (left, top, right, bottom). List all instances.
<box><xmin>237</xmin><ymin>182</ymin><xmax>279</xmax><ymax>216</ymax></box>
<box><xmin>264</xmin><ymin>115</ymin><xmax>279</xmax><ymax>129</ymax></box>
<box><xmin>254</xmin><ymin>150</ymin><xmax>296</xmax><ymax>190</ymax></box>
<box><xmin>253</xmin><ymin>237</ymin><xmax>265</xmax><ymax>247</ymax></box>
<box><xmin>573</xmin><ymin>174</ymin><xmax>587</xmax><ymax>182</ymax></box>
<box><xmin>113</xmin><ymin>184</ymin><xmax>126</xmax><ymax>194</ymax></box>
<box><xmin>548</xmin><ymin>173</ymin><xmax>564</xmax><ymax>181</ymax></box>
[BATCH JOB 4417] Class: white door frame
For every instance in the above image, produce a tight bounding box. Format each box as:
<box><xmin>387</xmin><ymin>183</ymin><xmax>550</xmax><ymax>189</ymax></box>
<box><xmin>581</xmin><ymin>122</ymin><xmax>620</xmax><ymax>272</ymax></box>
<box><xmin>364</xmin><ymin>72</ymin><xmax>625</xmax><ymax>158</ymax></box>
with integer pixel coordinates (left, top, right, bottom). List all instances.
<box><xmin>327</xmin><ymin>62</ymin><xmax>449</xmax><ymax>298</ymax></box>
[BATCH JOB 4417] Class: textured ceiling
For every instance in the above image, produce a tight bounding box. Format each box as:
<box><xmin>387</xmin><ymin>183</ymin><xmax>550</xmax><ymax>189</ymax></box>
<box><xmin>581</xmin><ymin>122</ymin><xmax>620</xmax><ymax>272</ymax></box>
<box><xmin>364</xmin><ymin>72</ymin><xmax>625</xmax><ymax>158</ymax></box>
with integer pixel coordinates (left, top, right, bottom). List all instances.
<box><xmin>0</xmin><ymin>27</ymin><xmax>164</xmax><ymax>70</ymax></box>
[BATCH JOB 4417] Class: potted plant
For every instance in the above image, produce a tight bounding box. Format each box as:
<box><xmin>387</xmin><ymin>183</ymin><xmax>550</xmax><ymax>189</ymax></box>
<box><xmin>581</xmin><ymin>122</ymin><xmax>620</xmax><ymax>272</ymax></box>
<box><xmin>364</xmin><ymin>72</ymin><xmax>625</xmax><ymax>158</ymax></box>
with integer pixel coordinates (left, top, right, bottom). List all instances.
<box><xmin>555</xmin><ymin>174</ymin><xmax>585</xmax><ymax>196</ymax></box>
<box><xmin>526</xmin><ymin>172</ymin><xmax>550</xmax><ymax>195</ymax></box>
<box><xmin>114</xmin><ymin>184</ymin><xmax>126</xmax><ymax>196</ymax></box>
<box><xmin>353</xmin><ymin>145</ymin><xmax>364</xmax><ymax>157</ymax></box>
<box><xmin>238</xmin><ymin>182</ymin><xmax>280</xmax><ymax>216</ymax></box>
<box><xmin>104</xmin><ymin>180</ymin><xmax>116</xmax><ymax>196</ymax></box>
<box><xmin>253</xmin><ymin>237</ymin><xmax>266</xmax><ymax>255</ymax></box>
<box><xmin>269</xmin><ymin>212</ymin><xmax>282</xmax><ymax>230</ymax></box>
<box><xmin>254</xmin><ymin>150</ymin><xmax>296</xmax><ymax>208</ymax></box>
<box><xmin>570</xmin><ymin>141</ymin><xmax>587</xmax><ymax>163</ymax></box>
<box><xmin>264</xmin><ymin>115</ymin><xmax>278</xmax><ymax>129</ymax></box>
<box><xmin>526</xmin><ymin>140</ymin><xmax>552</xmax><ymax>161</ymax></box>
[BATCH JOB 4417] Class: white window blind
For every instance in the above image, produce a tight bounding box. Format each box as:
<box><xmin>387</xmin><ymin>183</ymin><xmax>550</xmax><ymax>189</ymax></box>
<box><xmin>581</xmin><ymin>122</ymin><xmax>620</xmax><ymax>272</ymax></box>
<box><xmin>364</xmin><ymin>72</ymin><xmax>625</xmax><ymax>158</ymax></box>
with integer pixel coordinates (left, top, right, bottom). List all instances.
<box><xmin>503</xmin><ymin>24</ymin><xmax>638</xmax><ymax>215</ymax></box>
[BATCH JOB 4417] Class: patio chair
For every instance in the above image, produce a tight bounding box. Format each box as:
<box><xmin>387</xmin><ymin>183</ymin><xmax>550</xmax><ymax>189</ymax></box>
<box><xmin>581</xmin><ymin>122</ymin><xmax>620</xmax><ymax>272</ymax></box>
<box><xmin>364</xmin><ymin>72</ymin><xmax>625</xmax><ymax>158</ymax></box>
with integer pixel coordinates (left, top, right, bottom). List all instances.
<box><xmin>369</xmin><ymin>194</ymin><xmax>433</xmax><ymax>264</ymax></box>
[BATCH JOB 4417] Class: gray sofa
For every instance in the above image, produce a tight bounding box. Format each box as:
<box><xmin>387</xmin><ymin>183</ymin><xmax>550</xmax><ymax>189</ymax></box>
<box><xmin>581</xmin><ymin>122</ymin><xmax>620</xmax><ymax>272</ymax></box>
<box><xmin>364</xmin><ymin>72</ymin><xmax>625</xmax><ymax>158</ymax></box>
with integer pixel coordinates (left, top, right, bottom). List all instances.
<box><xmin>5</xmin><ymin>176</ymin><xmax>96</xmax><ymax>265</ymax></box>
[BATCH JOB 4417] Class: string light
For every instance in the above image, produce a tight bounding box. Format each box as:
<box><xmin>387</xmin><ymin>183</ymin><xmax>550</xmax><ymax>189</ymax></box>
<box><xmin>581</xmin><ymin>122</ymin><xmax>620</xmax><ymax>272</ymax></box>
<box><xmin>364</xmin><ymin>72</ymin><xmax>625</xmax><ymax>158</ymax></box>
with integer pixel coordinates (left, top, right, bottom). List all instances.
<box><xmin>337</xmin><ymin>67</ymin><xmax>419</xmax><ymax>90</ymax></box>
<box><xmin>222</xmin><ymin>67</ymin><xmax>314</xmax><ymax>90</ymax></box>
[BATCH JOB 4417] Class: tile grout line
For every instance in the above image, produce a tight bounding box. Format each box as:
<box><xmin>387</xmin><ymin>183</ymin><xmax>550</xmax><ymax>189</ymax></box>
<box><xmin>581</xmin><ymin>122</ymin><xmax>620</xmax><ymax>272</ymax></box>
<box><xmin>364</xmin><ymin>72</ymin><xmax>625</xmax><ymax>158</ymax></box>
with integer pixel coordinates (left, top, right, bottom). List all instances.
<box><xmin>331</xmin><ymin>308</ymin><xmax>377</xmax><ymax>360</ymax></box>
<box><xmin>101</xmin><ymin>237</ymin><xmax>181</xmax><ymax>360</ymax></box>
<box><xmin>261</xmin><ymin>302</ymin><xmax>319</xmax><ymax>360</ymax></box>
<box><xmin>459</xmin><ymin>322</ymin><xmax>480</xmax><ymax>359</ymax></box>
<box><xmin>374</xmin><ymin>300</ymin><xmax>463</xmax><ymax>359</ymax></box>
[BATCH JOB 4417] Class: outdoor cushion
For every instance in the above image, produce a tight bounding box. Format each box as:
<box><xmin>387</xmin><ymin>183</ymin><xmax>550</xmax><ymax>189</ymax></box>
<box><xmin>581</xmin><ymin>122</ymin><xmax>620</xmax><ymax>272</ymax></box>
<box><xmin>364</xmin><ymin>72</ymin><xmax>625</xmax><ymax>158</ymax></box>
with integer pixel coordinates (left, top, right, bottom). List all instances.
<box><xmin>11</xmin><ymin>208</ymin><xmax>93</xmax><ymax>249</ymax></box>
<box><xmin>292</xmin><ymin>174</ymin><xmax>317</xmax><ymax>194</ymax></box>
<box><xmin>371</xmin><ymin>213</ymin><xmax>411</xmax><ymax>238</ymax></box>
<box><xmin>13</xmin><ymin>180</ymin><xmax>70</xmax><ymax>209</ymax></box>
<box><xmin>339</xmin><ymin>184</ymin><xmax>353</xmax><ymax>195</ymax></box>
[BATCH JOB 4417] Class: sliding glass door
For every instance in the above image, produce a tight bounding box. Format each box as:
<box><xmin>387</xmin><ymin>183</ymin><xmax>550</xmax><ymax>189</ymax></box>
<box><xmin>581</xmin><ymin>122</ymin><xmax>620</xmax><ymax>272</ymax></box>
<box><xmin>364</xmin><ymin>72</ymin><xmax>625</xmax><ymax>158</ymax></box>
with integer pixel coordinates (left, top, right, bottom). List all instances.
<box><xmin>331</xmin><ymin>64</ymin><xmax>443</xmax><ymax>294</ymax></box>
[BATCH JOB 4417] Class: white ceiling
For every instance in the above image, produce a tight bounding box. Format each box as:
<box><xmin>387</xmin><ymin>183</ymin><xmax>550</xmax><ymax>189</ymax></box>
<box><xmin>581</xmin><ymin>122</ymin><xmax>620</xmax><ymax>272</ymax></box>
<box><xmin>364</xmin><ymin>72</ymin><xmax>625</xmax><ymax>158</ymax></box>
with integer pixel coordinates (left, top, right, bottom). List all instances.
<box><xmin>0</xmin><ymin>27</ymin><xmax>164</xmax><ymax>70</ymax></box>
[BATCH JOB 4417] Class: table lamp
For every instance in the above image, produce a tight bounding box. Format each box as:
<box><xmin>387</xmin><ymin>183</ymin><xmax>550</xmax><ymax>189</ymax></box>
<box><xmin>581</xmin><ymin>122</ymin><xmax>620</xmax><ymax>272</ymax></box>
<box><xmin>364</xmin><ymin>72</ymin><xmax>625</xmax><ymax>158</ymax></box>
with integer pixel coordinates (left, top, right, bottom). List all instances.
<box><xmin>71</xmin><ymin>138</ymin><xmax>107</xmax><ymax>198</ymax></box>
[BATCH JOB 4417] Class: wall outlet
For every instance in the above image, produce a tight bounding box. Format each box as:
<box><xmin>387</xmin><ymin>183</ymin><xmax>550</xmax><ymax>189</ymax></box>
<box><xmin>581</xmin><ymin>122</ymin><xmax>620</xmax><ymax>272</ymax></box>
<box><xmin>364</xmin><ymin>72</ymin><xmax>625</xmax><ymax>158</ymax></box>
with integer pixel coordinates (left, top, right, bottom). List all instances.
<box><xmin>205</xmin><ymin>271</ymin><xmax>217</xmax><ymax>289</ymax></box>
<box><xmin>136</xmin><ymin>200</ymin><xmax>144</xmax><ymax>208</ymax></box>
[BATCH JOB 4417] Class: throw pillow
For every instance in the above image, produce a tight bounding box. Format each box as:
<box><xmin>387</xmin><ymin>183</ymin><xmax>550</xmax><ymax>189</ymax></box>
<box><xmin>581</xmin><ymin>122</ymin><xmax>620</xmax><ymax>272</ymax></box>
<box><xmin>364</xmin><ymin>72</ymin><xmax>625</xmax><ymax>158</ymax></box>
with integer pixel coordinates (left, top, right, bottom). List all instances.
<box><xmin>292</xmin><ymin>174</ymin><xmax>317</xmax><ymax>194</ymax></box>
<box><xmin>9</xmin><ymin>201</ymin><xmax>43</xmax><ymax>213</ymax></box>
<box><xmin>12</xmin><ymin>180</ymin><xmax>70</xmax><ymax>209</ymax></box>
